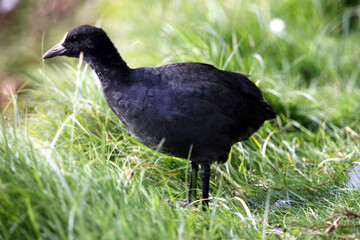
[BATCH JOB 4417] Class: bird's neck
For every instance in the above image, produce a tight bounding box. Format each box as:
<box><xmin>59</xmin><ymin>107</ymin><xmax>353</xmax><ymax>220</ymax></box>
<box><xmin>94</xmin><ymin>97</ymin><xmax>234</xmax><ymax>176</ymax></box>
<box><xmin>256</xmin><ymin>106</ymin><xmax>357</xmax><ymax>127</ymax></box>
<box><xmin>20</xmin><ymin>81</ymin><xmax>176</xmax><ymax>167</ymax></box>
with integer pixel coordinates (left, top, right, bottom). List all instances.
<box><xmin>85</xmin><ymin>51</ymin><xmax>131</xmax><ymax>85</ymax></box>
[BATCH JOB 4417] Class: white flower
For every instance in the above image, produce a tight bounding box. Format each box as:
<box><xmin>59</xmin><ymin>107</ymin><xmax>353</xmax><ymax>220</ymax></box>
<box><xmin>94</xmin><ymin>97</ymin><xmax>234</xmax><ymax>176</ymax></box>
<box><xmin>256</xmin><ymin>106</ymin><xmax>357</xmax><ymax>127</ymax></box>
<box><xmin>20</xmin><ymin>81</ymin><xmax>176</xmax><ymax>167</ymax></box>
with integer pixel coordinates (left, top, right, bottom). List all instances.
<box><xmin>269</xmin><ymin>18</ymin><xmax>286</xmax><ymax>34</ymax></box>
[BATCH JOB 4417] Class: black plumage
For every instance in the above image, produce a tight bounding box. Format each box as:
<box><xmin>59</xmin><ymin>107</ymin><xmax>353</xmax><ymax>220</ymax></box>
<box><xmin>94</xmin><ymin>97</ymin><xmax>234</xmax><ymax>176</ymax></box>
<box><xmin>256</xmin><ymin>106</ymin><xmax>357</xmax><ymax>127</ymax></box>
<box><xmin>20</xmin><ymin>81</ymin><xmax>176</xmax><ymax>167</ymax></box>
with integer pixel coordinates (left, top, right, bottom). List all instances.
<box><xmin>43</xmin><ymin>25</ymin><xmax>275</xmax><ymax>208</ymax></box>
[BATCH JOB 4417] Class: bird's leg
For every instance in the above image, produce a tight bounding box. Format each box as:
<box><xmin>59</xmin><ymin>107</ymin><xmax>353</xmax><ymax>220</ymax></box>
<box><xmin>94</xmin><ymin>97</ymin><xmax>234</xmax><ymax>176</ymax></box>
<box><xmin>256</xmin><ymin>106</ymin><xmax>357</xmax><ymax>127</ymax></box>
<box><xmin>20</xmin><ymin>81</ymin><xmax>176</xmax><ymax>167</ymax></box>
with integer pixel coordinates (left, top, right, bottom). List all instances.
<box><xmin>199</xmin><ymin>163</ymin><xmax>210</xmax><ymax>210</ymax></box>
<box><xmin>188</xmin><ymin>161</ymin><xmax>199</xmax><ymax>205</ymax></box>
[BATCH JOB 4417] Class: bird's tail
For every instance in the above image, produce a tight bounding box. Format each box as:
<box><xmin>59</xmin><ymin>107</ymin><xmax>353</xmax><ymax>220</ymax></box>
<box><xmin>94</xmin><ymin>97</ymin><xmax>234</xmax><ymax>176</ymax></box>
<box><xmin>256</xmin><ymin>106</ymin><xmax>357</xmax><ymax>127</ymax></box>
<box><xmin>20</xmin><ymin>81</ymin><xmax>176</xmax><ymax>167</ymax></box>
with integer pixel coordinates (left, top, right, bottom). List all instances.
<box><xmin>262</xmin><ymin>102</ymin><xmax>276</xmax><ymax>120</ymax></box>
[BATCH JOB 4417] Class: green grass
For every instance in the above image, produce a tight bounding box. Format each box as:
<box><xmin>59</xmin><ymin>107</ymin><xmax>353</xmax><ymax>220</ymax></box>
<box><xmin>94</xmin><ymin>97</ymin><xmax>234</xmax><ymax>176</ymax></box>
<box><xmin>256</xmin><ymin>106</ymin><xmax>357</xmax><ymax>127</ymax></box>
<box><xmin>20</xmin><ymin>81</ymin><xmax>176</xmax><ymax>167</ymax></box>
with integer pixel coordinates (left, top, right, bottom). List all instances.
<box><xmin>1</xmin><ymin>0</ymin><xmax>360</xmax><ymax>239</ymax></box>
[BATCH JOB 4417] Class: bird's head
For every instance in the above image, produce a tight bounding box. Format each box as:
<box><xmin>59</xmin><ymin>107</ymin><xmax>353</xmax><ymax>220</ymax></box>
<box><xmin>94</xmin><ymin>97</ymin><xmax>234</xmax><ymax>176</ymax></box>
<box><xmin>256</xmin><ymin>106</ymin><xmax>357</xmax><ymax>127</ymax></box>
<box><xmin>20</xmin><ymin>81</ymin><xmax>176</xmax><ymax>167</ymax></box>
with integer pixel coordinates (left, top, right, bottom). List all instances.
<box><xmin>42</xmin><ymin>25</ymin><xmax>112</xmax><ymax>60</ymax></box>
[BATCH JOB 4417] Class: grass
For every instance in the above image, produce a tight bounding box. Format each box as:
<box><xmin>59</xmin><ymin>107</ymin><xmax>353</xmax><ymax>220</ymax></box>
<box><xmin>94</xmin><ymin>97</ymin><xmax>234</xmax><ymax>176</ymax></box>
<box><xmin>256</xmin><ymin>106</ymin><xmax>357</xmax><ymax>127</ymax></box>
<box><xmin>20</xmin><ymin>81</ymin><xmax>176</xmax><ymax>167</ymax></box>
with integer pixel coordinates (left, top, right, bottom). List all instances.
<box><xmin>1</xmin><ymin>0</ymin><xmax>360</xmax><ymax>239</ymax></box>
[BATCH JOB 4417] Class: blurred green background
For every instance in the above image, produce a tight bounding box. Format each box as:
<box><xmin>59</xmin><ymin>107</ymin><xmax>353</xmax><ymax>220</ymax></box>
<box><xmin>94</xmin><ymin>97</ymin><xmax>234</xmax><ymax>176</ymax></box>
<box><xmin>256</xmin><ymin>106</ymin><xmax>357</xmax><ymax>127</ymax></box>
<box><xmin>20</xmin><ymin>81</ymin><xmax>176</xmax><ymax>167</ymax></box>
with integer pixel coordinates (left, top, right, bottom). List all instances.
<box><xmin>1</xmin><ymin>0</ymin><xmax>359</xmax><ymax>98</ymax></box>
<box><xmin>1</xmin><ymin>0</ymin><xmax>360</xmax><ymax>239</ymax></box>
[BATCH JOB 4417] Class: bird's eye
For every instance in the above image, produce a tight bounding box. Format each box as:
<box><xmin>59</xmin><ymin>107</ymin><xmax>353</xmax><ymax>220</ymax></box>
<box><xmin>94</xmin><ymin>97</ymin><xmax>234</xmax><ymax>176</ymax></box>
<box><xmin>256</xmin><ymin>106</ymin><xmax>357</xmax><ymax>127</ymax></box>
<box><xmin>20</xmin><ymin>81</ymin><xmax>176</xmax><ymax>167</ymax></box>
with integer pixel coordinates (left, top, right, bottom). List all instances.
<box><xmin>71</xmin><ymin>36</ymin><xmax>78</xmax><ymax>42</ymax></box>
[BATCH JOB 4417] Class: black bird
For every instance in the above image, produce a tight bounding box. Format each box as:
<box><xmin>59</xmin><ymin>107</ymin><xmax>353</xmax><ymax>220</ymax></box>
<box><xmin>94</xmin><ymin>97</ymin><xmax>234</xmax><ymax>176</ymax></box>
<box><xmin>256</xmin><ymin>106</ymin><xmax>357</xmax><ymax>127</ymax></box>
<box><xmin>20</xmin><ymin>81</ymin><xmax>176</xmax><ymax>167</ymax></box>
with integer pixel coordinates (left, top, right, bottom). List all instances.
<box><xmin>43</xmin><ymin>25</ymin><xmax>275</xmax><ymax>209</ymax></box>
